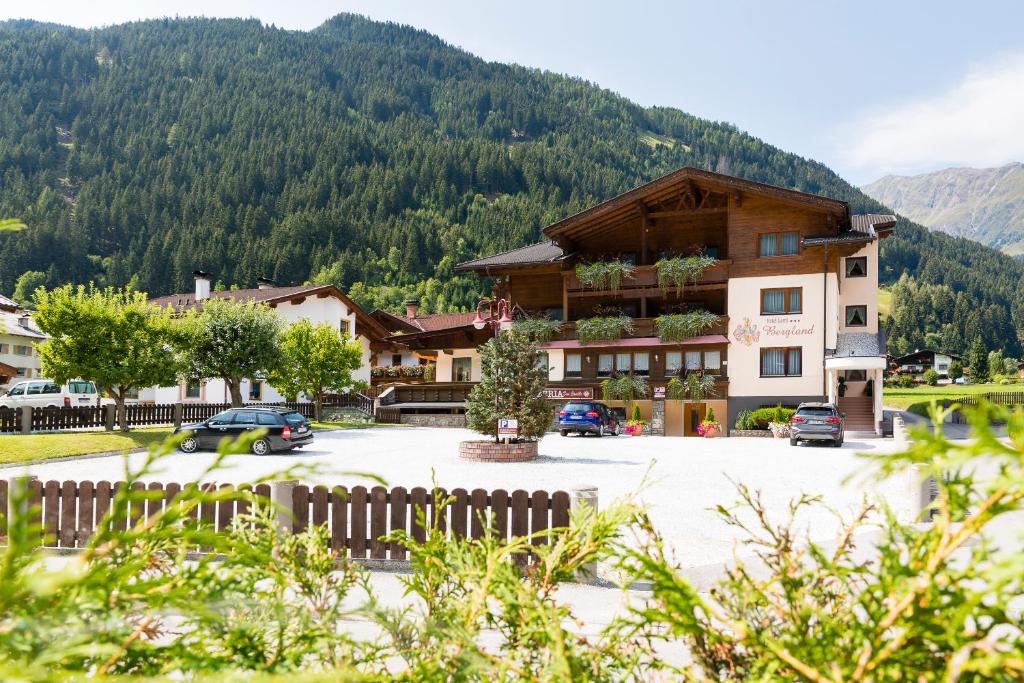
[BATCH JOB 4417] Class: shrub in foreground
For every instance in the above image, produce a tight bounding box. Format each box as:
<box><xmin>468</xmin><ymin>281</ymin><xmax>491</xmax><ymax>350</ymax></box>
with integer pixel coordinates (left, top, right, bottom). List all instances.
<box><xmin>0</xmin><ymin>403</ymin><xmax>1022</xmax><ymax>680</ymax></box>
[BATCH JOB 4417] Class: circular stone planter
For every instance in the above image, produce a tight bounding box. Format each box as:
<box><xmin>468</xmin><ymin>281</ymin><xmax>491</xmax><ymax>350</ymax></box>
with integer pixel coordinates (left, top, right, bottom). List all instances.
<box><xmin>458</xmin><ymin>440</ymin><xmax>538</xmax><ymax>462</ymax></box>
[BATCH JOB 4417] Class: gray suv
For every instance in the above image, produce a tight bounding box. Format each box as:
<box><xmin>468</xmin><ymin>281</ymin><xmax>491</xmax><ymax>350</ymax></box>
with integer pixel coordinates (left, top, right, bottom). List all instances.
<box><xmin>789</xmin><ymin>402</ymin><xmax>845</xmax><ymax>447</ymax></box>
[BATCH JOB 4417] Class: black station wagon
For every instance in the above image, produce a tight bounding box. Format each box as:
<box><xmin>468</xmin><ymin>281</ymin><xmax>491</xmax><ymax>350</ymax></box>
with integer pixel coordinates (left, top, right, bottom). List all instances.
<box><xmin>174</xmin><ymin>407</ymin><xmax>313</xmax><ymax>455</ymax></box>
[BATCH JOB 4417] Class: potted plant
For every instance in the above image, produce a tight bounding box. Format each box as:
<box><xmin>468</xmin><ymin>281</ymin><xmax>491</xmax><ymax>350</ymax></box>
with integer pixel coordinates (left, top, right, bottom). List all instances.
<box><xmin>576</xmin><ymin>315</ymin><xmax>634</xmax><ymax>344</ymax></box>
<box><xmin>623</xmin><ymin>404</ymin><xmax>647</xmax><ymax>436</ymax></box>
<box><xmin>654</xmin><ymin>254</ymin><xmax>717</xmax><ymax>295</ymax></box>
<box><xmin>697</xmin><ymin>406</ymin><xmax>721</xmax><ymax>438</ymax></box>
<box><xmin>769</xmin><ymin>421</ymin><xmax>790</xmax><ymax>439</ymax></box>
<box><xmin>574</xmin><ymin>259</ymin><xmax>636</xmax><ymax>292</ymax></box>
<box><xmin>654</xmin><ymin>310</ymin><xmax>720</xmax><ymax>343</ymax></box>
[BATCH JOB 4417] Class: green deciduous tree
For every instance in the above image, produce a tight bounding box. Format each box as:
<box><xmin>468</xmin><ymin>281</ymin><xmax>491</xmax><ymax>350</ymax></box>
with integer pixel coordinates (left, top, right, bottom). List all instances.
<box><xmin>181</xmin><ymin>298</ymin><xmax>282</xmax><ymax>407</ymax></box>
<box><xmin>32</xmin><ymin>285</ymin><xmax>180</xmax><ymax>431</ymax></box>
<box><xmin>266</xmin><ymin>319</ymin><xmax>365</xmax><ymax>420</ymax></box>
<box><xmin>12</xmin><ymin>270</ymin><xmax>46</xmax><ymax>306</ymax></box>
<box><xmin>948</xmin><ymin>358</ymin><xmax>963</xmax><ymax>381</ymax></box>
<box><xmin>465</xmin><ymin>331</ymin><xmax>551</xmax><ymax>442</ymax></box>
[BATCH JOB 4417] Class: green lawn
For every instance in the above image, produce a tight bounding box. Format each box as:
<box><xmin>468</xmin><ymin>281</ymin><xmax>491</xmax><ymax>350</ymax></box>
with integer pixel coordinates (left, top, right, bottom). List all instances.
<box><xmin>883</xmin><ymin>383</ymin><xmax>1022</xmax><ymax>412</ymax></box>
<box><xmin>0</xmin><ymin>422</ymin><xmax>404</xmax><ymax>465</ymax></box>
<box><xmin>877</xmin><ymin>288</ymin><xmax>893</xmax><ymax>321</ymax></box>
<box><xmin>0</xmin><ymin>428</ymin><xmax>173</xmax><ymax>465</ymax></box>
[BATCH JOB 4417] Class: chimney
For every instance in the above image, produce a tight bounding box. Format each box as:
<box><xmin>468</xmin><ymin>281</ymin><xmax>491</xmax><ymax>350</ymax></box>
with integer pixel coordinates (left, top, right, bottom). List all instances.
<box><xmin>193</xmin><ymin>270</ymin><xmax>212</xmax><ymax>301</ymax></box>
<box><xmin>256</xmin><ymin>276</ymin><xmax>276</xmax><ymax>290</ymax></box>
<box><xmin>405</xmin><ymin>299</ymin><xmax>420</xmax><ymax>319</ymax></box>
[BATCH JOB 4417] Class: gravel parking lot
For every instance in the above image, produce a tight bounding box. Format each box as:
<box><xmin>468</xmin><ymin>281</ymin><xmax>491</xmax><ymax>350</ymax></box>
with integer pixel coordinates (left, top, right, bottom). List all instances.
<box><xmin>4</xmin><ymin>427</ymin><xmax>911</xmax><ymax>567</ymax></box>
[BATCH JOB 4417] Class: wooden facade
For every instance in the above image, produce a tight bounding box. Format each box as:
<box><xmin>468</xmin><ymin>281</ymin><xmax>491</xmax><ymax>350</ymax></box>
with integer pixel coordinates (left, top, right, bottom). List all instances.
<box><xmin>382</xmin><ymin>167</ymin><xmax>894</xmax><ymax>435</ymax></box>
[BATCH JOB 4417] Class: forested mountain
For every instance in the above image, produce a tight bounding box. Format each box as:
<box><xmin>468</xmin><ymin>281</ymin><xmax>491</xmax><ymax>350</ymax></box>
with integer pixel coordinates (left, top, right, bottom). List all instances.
<box><xmin>862</xmin><ymin>163</ymin><xmax>1024</xmax><ymax>255</ymax></box>
<box><xmin>1</xmin><ymin>14</ymin><xmax>1023</xmax><ymax>354</ymax></box>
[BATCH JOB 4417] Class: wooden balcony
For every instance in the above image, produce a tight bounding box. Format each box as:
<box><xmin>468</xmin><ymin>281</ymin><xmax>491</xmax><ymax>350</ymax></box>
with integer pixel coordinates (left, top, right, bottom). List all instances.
<box><xmin>565</xmin><ymin>260</ymin><xmax>730</xmax><ymax>298</ymax></box>
<box><xmin>553</xmin><ymin>316</ymin><xmax>730</xmax><ymax>343</ymax></box>
<box><xmin>381</xmin><ymin>383</ymin><xmax>475</xmax><ymax>405</ymax></box>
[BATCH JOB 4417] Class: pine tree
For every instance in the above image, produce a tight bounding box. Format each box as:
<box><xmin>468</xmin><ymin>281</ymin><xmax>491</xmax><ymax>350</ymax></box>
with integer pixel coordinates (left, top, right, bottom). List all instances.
<box><xmin>465</xmin><ymin>331</ymin><xmax>551</xmax><ymax>442</ymax></box>
<box><xmin>967</xmin><ymin>338</ymin><xmax>989</xmax><ymax>384</ymax></box>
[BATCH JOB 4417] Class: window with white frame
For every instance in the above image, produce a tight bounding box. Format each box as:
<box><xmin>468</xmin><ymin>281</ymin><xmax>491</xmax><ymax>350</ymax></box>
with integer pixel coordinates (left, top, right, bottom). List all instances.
<box><xmin>761</xmin><ymin>347</ymin><xmax>802</xmax><ymax>377</ymax></box>
<box><xmin>665</xmin><ymin>351</ymin><xmax>682</xmax><ymax>375</ymax></box>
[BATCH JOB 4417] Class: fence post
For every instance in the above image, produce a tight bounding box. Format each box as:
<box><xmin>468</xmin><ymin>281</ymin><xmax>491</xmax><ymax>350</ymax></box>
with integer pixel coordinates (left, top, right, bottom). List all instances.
<box><xmin>892</xmin><ymin>413</ymin><xmax>908</xmax><ymax>445</ymax></box>
<box><xmin>571</xmin><ymin>484</ymin><xmax>599</xmax><ymax>582</ymax></box>
<box><xmin>103</xmin><ymin>404</ymin><xmax>116</xmax><ymax>432</ymax></box>
<box><xmin>270</xmin><ymin>480</ymin><xmax>299</xmax><ymax>535</ymax></box>
<box><xmin>18</xmin><ymin>406</ymin><xmax>31</xmax><ymax>435</ymax></box>
<box><xmin>173</xmin><ymin>403</ymin><xmax>183</xmax><ymax>429</ymax></box>
<box><xmin>7</xmin><ymin>475</ymin><xmax>39</xmax><ymax>546</ymax></box>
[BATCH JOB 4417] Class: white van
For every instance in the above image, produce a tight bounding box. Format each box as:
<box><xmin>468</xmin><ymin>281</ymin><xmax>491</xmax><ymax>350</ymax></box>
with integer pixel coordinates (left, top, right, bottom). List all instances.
<box><xmin>0</xmin><ymin>379</ymin><xmax>101</xmax><ymax>409</ymax></box>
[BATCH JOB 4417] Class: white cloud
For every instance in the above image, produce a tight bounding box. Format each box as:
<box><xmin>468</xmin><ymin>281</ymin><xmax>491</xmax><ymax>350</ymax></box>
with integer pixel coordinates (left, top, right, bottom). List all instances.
<box><xmin>840</xmin><ymin>52</ymin><xmax>1024</xmax><ymax>179</ymax></box>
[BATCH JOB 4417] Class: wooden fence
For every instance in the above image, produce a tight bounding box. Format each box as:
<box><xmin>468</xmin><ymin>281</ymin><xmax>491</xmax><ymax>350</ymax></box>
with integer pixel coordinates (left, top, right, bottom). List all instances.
<box><xmin>0</xmin><ymin>407</ymin><xmax>20</xmax><ymax>434</ymax></box>
<box><xmin>957</xmin><ymin>391</ymin><xmax>1024</xmax><ymax>407</ymax></box>
<box><xmin>0</xmin><ymin>479</ymin><xmax>570</xmax><ymax>562</ymax></box>
<box><xmin>2</xmin><ymin>401</ymin><xmax>322</xmax><ymax>434</ymax></box>
<box><xmin>374</xmin><ymin>406</ymin><xmax>402</xmax><ymax>424</ymax></box>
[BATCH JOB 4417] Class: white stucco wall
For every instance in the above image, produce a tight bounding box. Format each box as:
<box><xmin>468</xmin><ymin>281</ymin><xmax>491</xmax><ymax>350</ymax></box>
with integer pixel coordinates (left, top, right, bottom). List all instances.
<box><xmin>546</xmin><ymin>348</ymin><xmax>565</xmax><ymax>382</ymax></box>
<box><xmin>435</xmin><ymin>349</ymin><xmax>481</xmax><ymax>382</ymax></box>
<box><xmin>144</xmin><ymin>291</ymin><xmax>372</xmax><ymax>402</ymax></box>
<box><xmin>727</xmin><ymin>273</ymin><xmax>836</xmax><ymax>397</ymax></box>
<box><xmin>0</xmin><ymin>333</ymin><xmax>43</xmax><ymax>389</ymax></box>
<box><xmin>838</xmin><ymin>241</ymin><xmax>879</xmax><ymax>334</ymax></box>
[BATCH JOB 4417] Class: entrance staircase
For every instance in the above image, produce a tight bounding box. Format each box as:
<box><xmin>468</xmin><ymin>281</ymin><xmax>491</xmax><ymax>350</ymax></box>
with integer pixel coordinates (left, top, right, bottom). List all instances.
<box><xmin>838</xmin><ymin>396</ymin><xmax>875</xmax><ymax>433</ymax></box>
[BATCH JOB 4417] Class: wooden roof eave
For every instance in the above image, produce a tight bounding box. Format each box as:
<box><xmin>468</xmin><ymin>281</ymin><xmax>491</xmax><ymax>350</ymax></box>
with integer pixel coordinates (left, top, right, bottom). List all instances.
<box><xmin>456</xmin><ymin>261</ymin><xmax>567</xmax><ymax>276</ymax></box>
<box><xmin>543</xmin><ymin>167</ymin><xmax>849</xmax><ymax>242</ymax></box>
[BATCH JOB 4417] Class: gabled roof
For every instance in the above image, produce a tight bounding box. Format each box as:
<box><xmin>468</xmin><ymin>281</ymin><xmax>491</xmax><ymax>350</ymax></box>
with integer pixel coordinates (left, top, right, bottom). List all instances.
<box><xmin>851</xmin><ymin>213</ymin><xmax>897</xmax><ymax>235</ymax></box>
<box><xmin>372</xmin><ymin>308</ymin><xmax>478</xmax><ymax>333</ymax></box>
<box><xmin>0</xmin><ymin>294</ymin><xmax>20</xmax><ymax>312</ymax></box>
<box><xmin>0</xmin><ymin>310</ymin><xmax>46</xmax><ymax>340</ymax></box>
<box><xmin>149</xmin><ymin>284</ymin><xmax>388</xmax><ymax>340</ymax></box>
<box><xmin>543</xmin><ymin>166</ymin><xmax>849</xmax><ymax>242</ymax></box>
<box><xmin>457</xmin><ymin>241</ymin><xmax>568</xmax><ymax>272</ymax></box>
<box><xmin>895</xmin><ymin>349</ymin><xmax>962</xmax><ymax>364</ymax></box>
<box><xmin>803</xmin><ymin>213</ymin><xmax>897</xmax><ymax>246</ymax></box>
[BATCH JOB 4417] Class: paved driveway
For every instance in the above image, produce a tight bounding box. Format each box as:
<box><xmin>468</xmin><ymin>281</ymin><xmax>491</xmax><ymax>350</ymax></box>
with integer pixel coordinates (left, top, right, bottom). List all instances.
<box><xmin>4</xmin><ymin>428</ymin><xmax>911</xmax><ymax>567</ymax></box>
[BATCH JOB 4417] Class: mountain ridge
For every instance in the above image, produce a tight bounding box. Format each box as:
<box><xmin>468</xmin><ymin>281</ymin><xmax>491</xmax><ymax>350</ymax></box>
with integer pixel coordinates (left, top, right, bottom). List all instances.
<box><xmin>862</xmin><ymin>162</ymin><xmax>1024</xmax><ymax>254</ymax></box>
<box><xmin>0</xmin><ymin>13</ymin><xmax>1021</xmax><ymax>353</ymax></box>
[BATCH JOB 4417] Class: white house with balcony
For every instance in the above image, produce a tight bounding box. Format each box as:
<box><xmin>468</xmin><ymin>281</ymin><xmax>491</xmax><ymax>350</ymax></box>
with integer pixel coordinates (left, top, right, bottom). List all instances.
<box><xmin>0</xmin><ymin>294</ymin><xmax>46</xmax><ymax>390</ymax></box>
<box><xmin>139</xmin><ymin>272</ymin><xmax>387</xmax><ymax>404</ymax></box>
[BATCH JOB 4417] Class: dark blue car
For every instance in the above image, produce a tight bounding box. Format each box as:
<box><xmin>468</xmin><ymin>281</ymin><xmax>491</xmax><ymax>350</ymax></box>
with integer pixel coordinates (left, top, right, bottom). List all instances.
<box><xmin>558</xmin><ymin>401</ymin><xmax>620</xmax><ymax>437</ymax></box>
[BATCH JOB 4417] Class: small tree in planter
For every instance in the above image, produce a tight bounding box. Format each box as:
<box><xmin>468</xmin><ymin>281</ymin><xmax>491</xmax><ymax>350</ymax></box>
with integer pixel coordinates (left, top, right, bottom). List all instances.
<box><xmin>465</xmin><ymin>331</ymin><xmax>551</xmax><ymax>444</ymax></box>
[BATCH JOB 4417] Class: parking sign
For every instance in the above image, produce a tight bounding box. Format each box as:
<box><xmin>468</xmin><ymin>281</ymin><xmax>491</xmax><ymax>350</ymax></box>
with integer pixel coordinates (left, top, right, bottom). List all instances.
<box><xmin>498</xmin><ymin>418</ymin><xmax>518</xmax><ymax>438</ymax></box>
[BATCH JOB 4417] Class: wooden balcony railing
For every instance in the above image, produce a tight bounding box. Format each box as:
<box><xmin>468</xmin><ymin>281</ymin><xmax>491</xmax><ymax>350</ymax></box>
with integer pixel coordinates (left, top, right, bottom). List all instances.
<box><xmin>566</xmin><ymin>261</ymin><xmax>730</xmax><ymax>295</ymax></box>
<box><xmin>554</xmin><ymin>316</ymin><xmax>730</xmax><ymax>342</ymax></box>
<box><xmin>382</xmin><ymin>383</ymin><xmax>476</xmax><ymax>405</ymax></box>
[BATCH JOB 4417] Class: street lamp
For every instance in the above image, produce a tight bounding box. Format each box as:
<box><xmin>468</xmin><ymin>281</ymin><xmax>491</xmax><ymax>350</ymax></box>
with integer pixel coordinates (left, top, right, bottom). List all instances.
<box><xmin>472</xmin><ymin>297</ymin><xmax>516</xmax><ymax>332</ymax></box>
<box><xmin>473</xmin><ymin>297</ymin><xmax>518</xmax><ymax>442</ymax></box>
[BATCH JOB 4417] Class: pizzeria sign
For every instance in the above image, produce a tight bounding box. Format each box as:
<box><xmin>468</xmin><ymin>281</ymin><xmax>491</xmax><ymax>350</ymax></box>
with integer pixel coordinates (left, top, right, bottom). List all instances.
<box><xmin>543</xmin><ymin>387</ymin><xmax>594</xmax><ymax>400</ymax></box>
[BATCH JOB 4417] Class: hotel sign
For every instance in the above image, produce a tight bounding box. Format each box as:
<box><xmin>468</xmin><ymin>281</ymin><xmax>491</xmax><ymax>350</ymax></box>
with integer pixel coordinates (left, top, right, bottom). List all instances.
<box><xmin>734</xmin><ymin>316</ymin><xmax>815</xmax><ymax>346</ymax></box>
<box><xmin>544</xmin><ymin>387</ymin><xmax>593</xmax><ymax>400</ymax></box>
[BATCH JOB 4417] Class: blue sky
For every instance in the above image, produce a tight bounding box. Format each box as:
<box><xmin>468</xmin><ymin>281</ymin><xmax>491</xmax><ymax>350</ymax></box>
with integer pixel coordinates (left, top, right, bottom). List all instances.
<box><xmin>4</xmin><ymin>1</ymin><xmax>1023</xmax><ymax>185</ymax></box>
